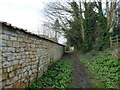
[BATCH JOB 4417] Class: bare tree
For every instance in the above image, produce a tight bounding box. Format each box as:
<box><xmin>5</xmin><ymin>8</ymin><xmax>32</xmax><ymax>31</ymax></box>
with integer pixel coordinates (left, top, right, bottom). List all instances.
<box><xmin>106</xmin><ymin>0</ymin><xmax>119</xmax><ymax>32</ymax></box>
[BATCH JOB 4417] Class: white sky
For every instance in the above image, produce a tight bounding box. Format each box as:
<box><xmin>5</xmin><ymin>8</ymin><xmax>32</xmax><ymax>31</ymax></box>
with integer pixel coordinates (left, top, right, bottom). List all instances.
<box><xmin>0</xmin><ymin>0</ymin><xmax>68</xmax><ymax>44</ymax></box>
<box><xmin>0</xmin><ymin>0</ymin><xmax>107</xmax><ymax>31</ymax></box>
<box><xmin>0</xmin><ymin>0</ymin><xmax>61</xmax><ymax>33</ymax></box>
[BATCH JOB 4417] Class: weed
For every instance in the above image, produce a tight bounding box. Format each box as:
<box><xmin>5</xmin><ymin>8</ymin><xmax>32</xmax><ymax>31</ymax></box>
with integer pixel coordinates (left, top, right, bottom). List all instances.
<box><xmin>78</xmin><ymin>50</ymin><xmax>119</xmax><ymax>88</ymax></box>
<box><xmin>28</xmin><ymin>61</ymin><xmax>73</xmax><ymax>89</ymax></box>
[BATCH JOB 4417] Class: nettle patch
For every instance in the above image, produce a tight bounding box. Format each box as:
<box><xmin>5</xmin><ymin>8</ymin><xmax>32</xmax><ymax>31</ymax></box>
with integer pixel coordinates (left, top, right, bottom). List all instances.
<box><xmin>85</xmin><ymin>50</ymin><xmax>119</xmax><ymax>88</ymax></box>
<box><xmin>28</xmin><ymin>61</ymin><xmax>73</xmax><ymax>89</ymax></box>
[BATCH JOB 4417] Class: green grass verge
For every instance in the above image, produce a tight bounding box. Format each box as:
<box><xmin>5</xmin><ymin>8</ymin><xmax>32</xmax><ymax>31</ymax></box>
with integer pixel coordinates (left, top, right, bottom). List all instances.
<box><xmin>28</xmin><ymin>61</ymin><xmax>73</xmax><ymax>89</ymax></box>
<box><xmin>78</xmin><ymin>49</ymin><xmax>120</xmax><ymax>88</ymax></box>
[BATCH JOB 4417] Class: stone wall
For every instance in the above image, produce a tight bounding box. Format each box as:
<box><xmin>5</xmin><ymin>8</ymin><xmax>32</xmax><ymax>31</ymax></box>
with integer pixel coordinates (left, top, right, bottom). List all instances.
<box><xmin>0</xmin><ymin>22</ymin><xmax>64</xmax><ymax>88</ymax></box>
<box><xmin>0</xmin><ymin>23</ymin><xmax>2</xmax><ymax>88</ymax></box>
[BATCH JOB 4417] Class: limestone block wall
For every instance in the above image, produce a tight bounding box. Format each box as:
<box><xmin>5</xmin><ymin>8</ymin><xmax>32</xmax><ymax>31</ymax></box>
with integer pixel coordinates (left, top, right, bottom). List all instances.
<box><xmin>0</xmin><ymin>23</ymin><xmax>2</xmax><ymax>88</ymax></box>
<box><xmin>0</xmin><ymin>22</ymin><xmax>64</xmax><ymax>88</ymax></box>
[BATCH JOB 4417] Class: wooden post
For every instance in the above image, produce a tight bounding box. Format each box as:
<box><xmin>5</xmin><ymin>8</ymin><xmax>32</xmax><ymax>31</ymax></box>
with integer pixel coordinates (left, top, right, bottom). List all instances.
<box><xmin>116</xmin><ymin>35</ymin><xmax>118</xmax><ymax>44</ymax></box>
<box><xmin>110</xmin><ymin>37</ymin><xmax>112</xmax><ymax>47</ymax></box>
<box><xmin>110</xmin><ymin>35</ymin><xmax>120</xmax><ymax>47</ymax></box>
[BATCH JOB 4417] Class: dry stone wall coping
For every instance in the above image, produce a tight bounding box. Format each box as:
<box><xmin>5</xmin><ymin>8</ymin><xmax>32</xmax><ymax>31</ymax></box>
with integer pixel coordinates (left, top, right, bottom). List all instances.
<box><xmin>0</xmin><ymin>21</ymin><xmax>65</xmax><ymax>47</ymax></box>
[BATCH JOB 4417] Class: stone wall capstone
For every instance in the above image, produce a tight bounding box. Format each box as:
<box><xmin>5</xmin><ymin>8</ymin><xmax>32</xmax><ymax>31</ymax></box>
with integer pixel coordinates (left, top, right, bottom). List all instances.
<box><xmin>0</xmin><ymin>22</ymin><xmax>64</xmax><ymax>88</ymax></box>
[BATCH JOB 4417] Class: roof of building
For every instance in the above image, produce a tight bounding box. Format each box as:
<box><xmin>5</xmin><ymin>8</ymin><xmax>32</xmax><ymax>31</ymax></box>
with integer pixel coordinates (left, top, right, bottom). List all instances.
<box><xmin>0</xmin><ymin>21</ymin><xmax>64</xmax><ymax>46</ymax></box>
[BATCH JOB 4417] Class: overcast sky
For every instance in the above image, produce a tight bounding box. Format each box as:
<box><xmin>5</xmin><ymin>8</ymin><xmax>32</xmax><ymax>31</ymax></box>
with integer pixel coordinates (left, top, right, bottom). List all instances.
<box><xmin>0</xmin><ymin>0</ymin><xmax>117</xmax><ymax>32</ymax></box>
<box><xmin>0</xmin><ymin>0</ymin><xmax>69</xmax><ymax>44</ymax></box>
<box><xmin>0</xmin><ymin>0</ymin><xmax>61</xmax><ymax>33</ymax></box>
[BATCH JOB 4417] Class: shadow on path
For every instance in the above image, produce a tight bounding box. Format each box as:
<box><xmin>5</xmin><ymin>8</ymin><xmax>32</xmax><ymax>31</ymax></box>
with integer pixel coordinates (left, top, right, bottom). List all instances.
<box><xmin>61</xmin><ymin>52</ymin><xmax>92</xmax><ymax>88</ymax></box>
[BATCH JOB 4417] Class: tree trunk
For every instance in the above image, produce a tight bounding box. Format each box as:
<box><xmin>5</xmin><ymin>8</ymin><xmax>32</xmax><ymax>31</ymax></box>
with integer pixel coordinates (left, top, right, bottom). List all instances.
<box><xmin>106</xmin><ymin>0</ymin><xmax>110</xmax><ymax>30</ymax></box>
<box><xmin>79</xmin><ymin>1</ymin><xmax>84</xmax><ymax>42</ymax></box>
<box><xmin>109</xmin><ymin>0</ymin><xmax>117</xmax><ymax>32</ymax></box>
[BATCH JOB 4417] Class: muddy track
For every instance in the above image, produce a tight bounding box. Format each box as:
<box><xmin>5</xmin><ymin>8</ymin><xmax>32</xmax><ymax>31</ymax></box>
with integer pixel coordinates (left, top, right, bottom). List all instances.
<box><xmin>61</xmin><ymin>52</ymin><xmax>92</xmax><ymax>88</ymax></box>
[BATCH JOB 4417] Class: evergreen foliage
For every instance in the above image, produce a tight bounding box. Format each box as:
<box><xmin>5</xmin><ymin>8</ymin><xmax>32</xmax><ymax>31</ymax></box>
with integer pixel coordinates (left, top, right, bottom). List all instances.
<box><xmin>83</xmin><ymin>2</ymin><xmax>97</xmax><ymax>51</ymax></box>
<box><xmin>66</xmin><ymin>1</ymin><xmax>83</xmax><ymax>49</ymax></box>
<box><xmin>28</xmin><ymin>61</ymin><xmax>73</xmax><ymax>89</ymax></box>
<box><xmin>44</xmin><ymin>0</ymin><xmax>118</xmax><ymax>52</ymax></box>
<box><xmin>65</xmin><ymin>1</ymin><xmax>112</xmax><ymax>51</ymax></box>
<box><xmin>79</xmin><ymin>50</ymin><xmax>119</xmax><ymax>88</ymax></box>
<box><xmin>95</xmin><ymin>2</ymin><xmax>109</xmax><ymax>50</ymax></box>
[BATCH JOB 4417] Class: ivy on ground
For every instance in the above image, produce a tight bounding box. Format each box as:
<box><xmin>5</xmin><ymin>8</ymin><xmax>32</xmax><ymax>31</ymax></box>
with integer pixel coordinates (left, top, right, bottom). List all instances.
<box><xmin>28</xmin><ymin>61</ymin><xmax>73</xmax><ymax>89</ymax></box>
<box><xmin>80</xmin><ymin>50</ymin><xmax>119</xmax><ymax>88</ymax></box>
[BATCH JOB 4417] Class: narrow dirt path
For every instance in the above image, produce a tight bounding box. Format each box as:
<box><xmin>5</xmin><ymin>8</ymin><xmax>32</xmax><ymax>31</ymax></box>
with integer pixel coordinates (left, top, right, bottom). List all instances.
<box><xmin>61</xmin><ymin>52</ymin><xmax>92</xmax><ymax>88</ymax></box>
